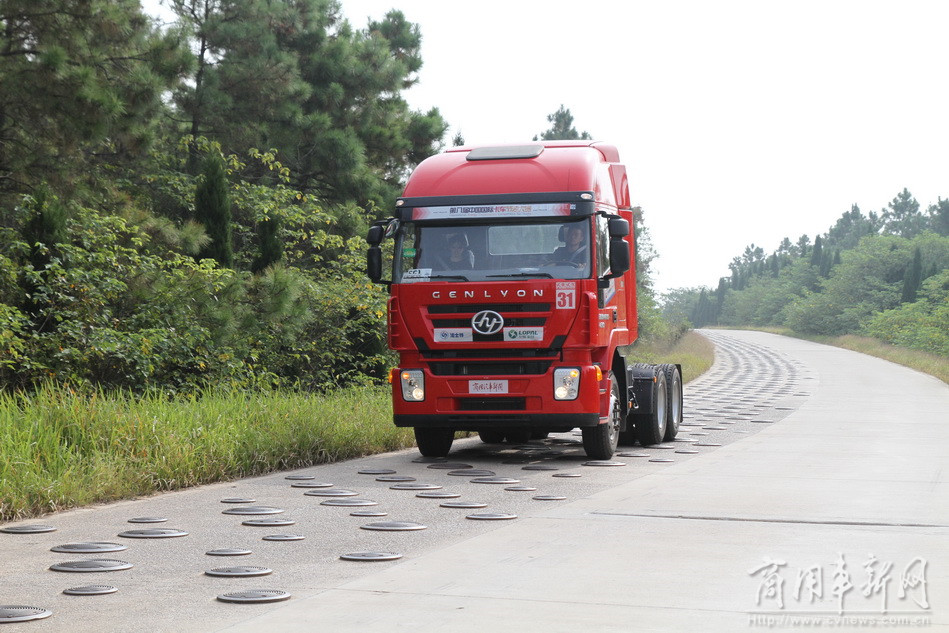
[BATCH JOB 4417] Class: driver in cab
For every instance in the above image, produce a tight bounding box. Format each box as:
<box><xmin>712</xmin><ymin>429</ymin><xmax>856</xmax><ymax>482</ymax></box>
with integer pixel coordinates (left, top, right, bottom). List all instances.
<box><xmin>549</xmin><ymin>224</ymin><xmax>588</xmax><ymax>268</ymax></box>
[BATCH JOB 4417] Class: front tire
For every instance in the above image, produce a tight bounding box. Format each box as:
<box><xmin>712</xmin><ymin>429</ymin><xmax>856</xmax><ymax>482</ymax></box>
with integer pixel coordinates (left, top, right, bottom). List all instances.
<box><xmin>582</xmin><ymin>372</ymin><xmax>621</xmax><ymax>460</ymax></box>
<box><xmin>414</xmin><ymin>428</ymin><xmax>454</xmax><ymax>457</ymax></box>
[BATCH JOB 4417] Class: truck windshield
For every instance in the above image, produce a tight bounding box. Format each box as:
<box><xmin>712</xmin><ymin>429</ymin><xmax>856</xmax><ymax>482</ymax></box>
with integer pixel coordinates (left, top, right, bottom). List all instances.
<box><xmin>394</xmin><ymin>220</ymin><xmax>591</xmax><ymax>283</ymax></box>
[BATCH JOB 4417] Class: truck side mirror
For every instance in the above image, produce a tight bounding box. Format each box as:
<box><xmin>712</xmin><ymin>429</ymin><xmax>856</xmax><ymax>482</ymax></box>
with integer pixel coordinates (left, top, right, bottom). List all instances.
<box><xmin>608</xmin><ymin>217</ymin><xmax>629</xmax><ymax>238</ymax></box>
<box><xmin>367</xmin><ymin>246</ymin><xmax>384</xmax><ymax>283</ymax></box>
<box><xmin>608</xmin><ymin>239</ymin><xmax>630</xmax><ymax>277</ymax></box>
<box><xmin>367</xmin><ymin>224</ymin><xmax>384</xmax><ymax>246</ymax></box>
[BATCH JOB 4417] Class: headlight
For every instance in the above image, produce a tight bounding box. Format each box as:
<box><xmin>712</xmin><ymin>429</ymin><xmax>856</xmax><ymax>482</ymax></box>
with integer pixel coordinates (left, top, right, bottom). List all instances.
<box><xmin>400</xmin><ymin>370</ymin><xmax>425</xmax><ymax>401</ymax></box>
<box><xmin>553</xmin><ymin>367</ymin><xmax>581</xmax><ymax>400</ymax></box>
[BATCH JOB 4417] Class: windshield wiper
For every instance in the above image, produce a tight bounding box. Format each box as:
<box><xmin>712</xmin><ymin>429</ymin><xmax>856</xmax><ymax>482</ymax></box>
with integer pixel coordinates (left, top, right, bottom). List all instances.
<box><xmin>486</xmin><ymin>272</ymin><xmax>554</xmax><ymax>279</ymax></box>
<box><xmin>423</xmin><ymin>274</ymin><xmax>470</xmax><ymax>281</ymax></box>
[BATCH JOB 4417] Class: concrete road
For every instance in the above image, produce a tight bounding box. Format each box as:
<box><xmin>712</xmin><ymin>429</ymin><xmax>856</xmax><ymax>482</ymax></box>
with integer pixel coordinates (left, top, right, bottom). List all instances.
<box><xmin>1</xmin><ymin>330</ymin><xmax>946</xmax><ymax>631</ymax></box>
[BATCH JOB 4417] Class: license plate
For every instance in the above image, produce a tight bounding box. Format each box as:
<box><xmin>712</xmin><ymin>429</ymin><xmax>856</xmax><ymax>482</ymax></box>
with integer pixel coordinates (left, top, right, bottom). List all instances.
<box><xmin>469</xmin><ymin>380</ymin><xmax>509</xmax><ymax>394</ymax></box>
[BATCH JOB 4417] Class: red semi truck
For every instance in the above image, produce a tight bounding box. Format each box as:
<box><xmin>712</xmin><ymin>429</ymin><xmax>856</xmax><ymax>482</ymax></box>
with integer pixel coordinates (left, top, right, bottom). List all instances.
<box><xmin>367</xmin><ymin>141</ymin><xmax>682</xmax><ymax>460</ymax></box>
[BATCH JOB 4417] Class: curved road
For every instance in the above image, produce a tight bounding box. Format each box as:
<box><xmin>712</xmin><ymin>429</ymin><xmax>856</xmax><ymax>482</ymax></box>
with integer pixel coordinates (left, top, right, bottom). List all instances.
<box><xmin>1</xmin><ymin>330</ymin><xmax>946</xmax><ymax>631</ymax></box>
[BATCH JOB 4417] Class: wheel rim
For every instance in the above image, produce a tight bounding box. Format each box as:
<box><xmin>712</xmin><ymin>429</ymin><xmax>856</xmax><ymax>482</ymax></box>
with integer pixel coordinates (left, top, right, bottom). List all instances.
<box><xmin>656</xmin><ymin>380</ymin><xmax>667</xmax><ymax>438</ymax></box>
<box><xmin>608</xmin><ymin>378</ymin><xmax>620</xmax><ymax>446</ymax></box>
<box><xmin>670</xmin><ymin>373</ymin><xmax>682</xmax><ymax>433</ymax></box>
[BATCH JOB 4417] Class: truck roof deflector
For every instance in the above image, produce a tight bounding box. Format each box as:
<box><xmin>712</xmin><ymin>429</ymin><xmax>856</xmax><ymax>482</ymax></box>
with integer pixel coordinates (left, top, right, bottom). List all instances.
<box><xmin>466</xmin><ymin>145</ymin><xmax>544</xmax><ymax>161</ymax></box>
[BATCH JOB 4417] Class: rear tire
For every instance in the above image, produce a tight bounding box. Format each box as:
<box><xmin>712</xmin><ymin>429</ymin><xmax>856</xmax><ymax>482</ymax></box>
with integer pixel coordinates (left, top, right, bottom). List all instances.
<box><xmin>477</xmin><ymin>429</ymin><xmax>506</xmax><ymax>444</ymax></box>
<box><xmin>634</xmin><ymin>370</ymin><xmax>667</xmax><ymax>446</ymax></box>
<box><xmin>662</xmin><ymin>364</ymin><xmax>683</xmax><ymax>441</ymax></box>
<box><xmin>414</xmin><ymin>428</ymin><xmax>454</xmax><ymax>457</ymax></box>
<box><xmin>582</xmin><ymin>372</ymin><xmax>620</xmax><ymax>459</ymax></box>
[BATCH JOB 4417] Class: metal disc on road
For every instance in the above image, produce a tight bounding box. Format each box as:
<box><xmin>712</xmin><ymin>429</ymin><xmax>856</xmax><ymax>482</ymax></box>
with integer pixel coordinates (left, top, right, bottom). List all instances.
<box><xmin>63</xmin><ymin>585</ymin><xmax>117</xmax><ymax>596</ymax></box>
<box><xmin>390</xmin><ymin>483</ymin><xmax>442</xmax><ymax>491</ymax></box>
<box><xmin>675</xmin><ymin>449</ymin><xmax>700</xmax><ymax>454</ymax></box>
<box><xmin>0</xmin><ymin>525</ymin><xmax>55</xmax><ymax>534</ymax></box>
<box><xmin>118</xmin><ymin>528</ymin><xmax>188</xmax><ymax>539</ymax></box>
<box><xmin>466</xmin><ymin>513</ymin><xmax>516</xmax><ymax>521</ymax></box>
<box><xmin>262</xmin><ymin>534</ymin><xmax>305</xmax><ymax>541</ymax></box>
<box><xmin>532</xmin><ymin>495</ymin><xmax>567</xmax><ymax>501</ymax></box>
<box><xmin>412</xmin><ymin>456</ymin><xmax>446</xmax><ymax>463</ymax></box>
<box><xmin>350</xmin><ymin>510</ymin><xmax>388</xmax><ymax>517</ymax></box>
<box><xmin>617</xmin><ymin>452</ymin><xmax>649</xmax><ymax>458</ymax></box>
<box><xmin>51</xmin><ymin>542</ymin><xmax>127</xmax><ymax>554</ymax></box>
<box><xmin>357</xmin><ymin>468</ymin><xmax>396</xmax><ymax>475</ymax></box>
<box><xmin>222</xmin><ymin>506</ymin><xmax>284</xmax><ymax>516</ymax></box>
<box><xmin>688</xmin><ymin>432</ymin><xmax>709</xmax><ymax>436</ymax></box>
<box><xmin>522</xmin><ymin>464</ymin><xmax>558</xmax><ymax>471</ymax></box>
<box><xmin>552</xmin><ymin>473</ymin><xmax>581</xmax><ymax>478</ymax></box>
<box><xmin>303</xmin><ymin>488</ymin><xmax>358</xmax><ymax>497</ymax></box>
<box><xmin>221</xmin><ymin>498</ymin><xmax>255</xmax><ymax>504</ymax></box>
<box><xmin>702</xmin><ymin>426</ymin><xmax>727</xmax><ymax>431</ymax></box>
<box><xmin>673</xmin><ymin>438</ymin><xmax>696</xmax><ymax>443</ymax></box>
<box><xmin>320</xmin><ymin>498</ymin><xmax>377</xmax><ymax>507</ymax></box>
<box><xmin>504</xmin><ymin>486</ymin><xmax>537</xmax><ymax>492</ymax></box>
<box><xmin>694</xmin><ymin>442</ymin><xmax>723</xmax><ymax>447</ymax></box>
<box><xmin>752</xmin><ymin>419</ymin><xmax>775</xmax><ymax>423</ymax></box>
<box><xmin>649</xmin><ymin>458</ymin><xmax>675</xmax><ymax>463</ymax></box>
<box><xmin>340</xmin><ymin>551</ymin><xmax>403</xmax><ymax>562</ymax></box>
<box><xmin>427</xmin><ymin>463</ymin><xmax>472</xmax><ymax>470</ymax></box>
<box><xmin>206</xmin><ymin>549</ymin><xmax>252</xmax><ymax>556</ymax></box>
<box><xmin>440</xmin><ymin>501</ymin><xmax>488</xmax><ymax>509</ymax></box>
<box><xmin>375</xmin><ymin>475</ymin><xmax>415</xmax><ymax>482</ymax></box>
<box><xmin>128</xmin><ymin>517</ymin><xmax>167</xmax><ymax>524</ymax></box>
<box><xmin>206</xmin><ymin>566</ymin><xmax>272</xmax><ymax>578</ymax></box>
<box><xmin>217</xmin><ymin>590</ymin><xmax>291</xmax><ymax>604</ymax></box>
<box><xmin>583</xmin><ymin>461</ymin><xmax>626</xmax><ymax>467</ymax></box>
<box><xmin>50</xmin><ymin>559</ymin><xmax>132</xmax><ymax>573</ymax></box>
<box><xmin>471</xmin><ymin>477</ymin><xmax>520</xmax><ymax>484</ymax></box>
<box><xmin>284</xmin><ymin>475</ymin><xmax>315</xmax><ymax>481</ymax></box>
<box><xmin>242</xmin><ymin>518</ymin><xmax>295</xmax><ymax>527</ymax></box>
<box><xmin>290</xmin><ymin>481</ymin><xmax>335</xmax><ymax>488</ymax></box>
<box><xmin>416</xmin><ymin>491</ymin><xmax>460</xmax><ymax>499</ymax></box>
<box><xmin>0</xmin><ymin>606</ymin><xmax>53</xmax><ymax>623</ymax></box>
<box><xmin>448</xmin><ymin>469</ymin><xmax>495</xmax><ymax>477</ymax></box>
<box><xmin>360</xmin><ymin>521</ymin><xmax>426</xmax><ymax>532</ymax></box>
<box><xmin>651</xmin><ymin>445</ymin><xmax>676</xmax><ymax>450</ymax></box>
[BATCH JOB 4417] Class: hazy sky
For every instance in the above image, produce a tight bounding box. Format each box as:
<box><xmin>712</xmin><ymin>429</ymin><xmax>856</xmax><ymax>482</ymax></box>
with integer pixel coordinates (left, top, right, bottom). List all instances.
<box><xmin>149</xmin><ymin>1</ymin><xmax>949</xmax><ymax>293</ymax></box>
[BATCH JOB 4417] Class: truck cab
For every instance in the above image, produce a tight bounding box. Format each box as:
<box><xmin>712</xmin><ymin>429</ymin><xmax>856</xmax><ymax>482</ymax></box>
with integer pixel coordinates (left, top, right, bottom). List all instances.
<box><xmin>367</xmin><ymin>142</ymin><xmax>681</xmax><ymax>459</ymax></box>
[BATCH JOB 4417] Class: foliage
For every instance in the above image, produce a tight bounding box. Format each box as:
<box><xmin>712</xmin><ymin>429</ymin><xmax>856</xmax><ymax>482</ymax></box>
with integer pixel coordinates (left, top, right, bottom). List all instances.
<box><xmin>865</xmin><ymin>269</ymin><xmax>949</xmax><ymax>356</ymax></box>
<box><xmin>670</xmin><ymin>189</ymin><xmax>948</xmax><ymax>358</ymax></box>
<box><xmin>0</xmin><ymin>0</ymin><xmax>189</xmax><ymax>204</ymax></box>
<box><xmin>194</xmin><ymin>153</ymin><xmax>233</xmax><ymax>267</ymax></box>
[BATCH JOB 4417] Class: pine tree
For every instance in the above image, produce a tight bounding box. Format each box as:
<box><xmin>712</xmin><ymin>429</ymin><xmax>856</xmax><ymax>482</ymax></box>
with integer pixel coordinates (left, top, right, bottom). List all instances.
<box><xmin>251</xmin><ymin>217</ymin><xmax>283</xmax><ymax>273</ymax></box>
<box><xmin>533</xmin><ymin>105</ymin><xmax>592</xmax><ymax>141</ymax></box>
<box><xmin>194</xmin><ymin>154</ymin><xmax>233</xmax><ymax>268</ymax></box>
<box><xmin>900</xmin><ymin>247</ymin><xmax>922</xmax><ymax>303</ymax></box>
<box><xmin>0</xmin><ymin>0</ymin><xmax>189</xmax><ymax>202</ymax></box>
<box><xmin>810</xmin><ymin>235</ymin><xmax>823</xmax><ymax>267</ymax></box>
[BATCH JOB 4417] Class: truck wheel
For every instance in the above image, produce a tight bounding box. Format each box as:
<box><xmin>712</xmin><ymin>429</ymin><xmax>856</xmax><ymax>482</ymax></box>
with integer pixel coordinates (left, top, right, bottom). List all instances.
<box><xmin>414</xmin><ymin>428</ymin><xmax>454</xmax><ymax>457</ymax></box>
<box><xmin>662</xmin><ymin>364</ymin><xmax>683</xmax><ymax>441</ymax></box>
<box><xmin>634</xmin><ymin>370</ymin><xmax>667</xmax><ymax>446</ymax></box>
<box><xmin>582</xmin><ymin>372</ymin><xmax>620</xmax><ymax>459</ymax></box>
<box><xmin>478</xmin><ymin>430</ymin><xmax>505</xmax><ymax>444</ymax></box>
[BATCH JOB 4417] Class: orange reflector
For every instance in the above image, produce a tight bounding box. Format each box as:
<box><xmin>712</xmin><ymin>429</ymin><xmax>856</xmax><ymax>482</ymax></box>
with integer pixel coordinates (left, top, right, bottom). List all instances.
<box><xmin>595</xmin><ymin>367</ymin><xmax>603</xmax><ymax>381</ymax></box>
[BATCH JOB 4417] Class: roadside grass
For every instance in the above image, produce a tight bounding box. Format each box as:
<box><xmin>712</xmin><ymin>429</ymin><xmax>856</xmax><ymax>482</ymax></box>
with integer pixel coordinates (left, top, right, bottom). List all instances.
<box><xmin>0</xmin><ymin>385</ymin><xmax>411</xmax><ymax>522</ymax></box>
<box><xmin>728</xmin><ymin>327</ymin><xmax>948</xmax><ymax>384</ymax></box>
<box><xmin>626</xmin><ymin>330</ymin><xmax>715</xmax><ymax>384</ymax></box>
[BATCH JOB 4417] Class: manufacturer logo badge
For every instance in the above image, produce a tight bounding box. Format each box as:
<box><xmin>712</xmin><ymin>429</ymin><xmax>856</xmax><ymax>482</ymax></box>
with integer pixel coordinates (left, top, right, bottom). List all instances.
<box><xmin>471</xmin><ymin>310</ymin><xmax>504</xmax><ymax>335</ymax></box>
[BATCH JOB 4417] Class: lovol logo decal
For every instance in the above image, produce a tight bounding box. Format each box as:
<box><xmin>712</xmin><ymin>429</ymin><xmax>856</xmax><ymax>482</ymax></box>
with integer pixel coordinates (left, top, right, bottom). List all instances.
<box><xmin>471</xmin><ymin>310</ymin><xmax>504</xmax><ymax>335</ymax></box>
